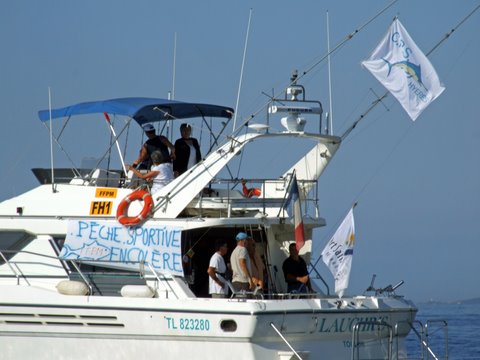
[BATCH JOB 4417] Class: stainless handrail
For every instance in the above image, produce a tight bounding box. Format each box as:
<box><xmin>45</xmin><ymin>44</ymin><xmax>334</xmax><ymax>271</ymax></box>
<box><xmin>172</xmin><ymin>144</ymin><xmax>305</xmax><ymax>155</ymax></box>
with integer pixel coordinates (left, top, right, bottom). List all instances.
<box><xmin>145</xmin><ymin>262</ymin><xmax>178</xmax><ymax>299</ymax></box>
<box><xmin>425</xmin><ymin>320</ymin><xmax>448</xmax><ymax>360</ymax></box>
<box><xmin>187</xmin><ymin>177</ymin><xmax>319</xmax><ymax>219</ymax></box>
<box><xmin>0</xmin><ymin>246</ymin><xmax>93</xmax><ymax>294</ymax></box>
<box><xmin>49</xmin><ymin>238</ymin><xmax>93</xmax><ymax>295</ymax></box>
<box><xmin>308</xmin><ymin>262</ymin><xmax>330</xmax><ymax>295</ymax></box>
<box><xmin>395</xmin><ymin>320</ymin><xmax>425</xmax><ymax>360</ymax></box>
<box><xmin>352</xmin><ymin>320</ymin><xmax>392</xmax><ymax>360</ymax></box>
<box><xmin>394</xmin><ymin>319</ymin><xmax>448</xmax><ymax>360</ymax></box>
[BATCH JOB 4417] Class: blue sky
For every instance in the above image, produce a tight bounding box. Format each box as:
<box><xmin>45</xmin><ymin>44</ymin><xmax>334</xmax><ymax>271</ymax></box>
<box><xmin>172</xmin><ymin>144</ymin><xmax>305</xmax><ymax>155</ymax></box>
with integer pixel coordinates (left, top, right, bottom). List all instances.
<box><xmin>1</xmin><ymin>1</ymin><xmax>479</xmax><ymax>302</ymax></box>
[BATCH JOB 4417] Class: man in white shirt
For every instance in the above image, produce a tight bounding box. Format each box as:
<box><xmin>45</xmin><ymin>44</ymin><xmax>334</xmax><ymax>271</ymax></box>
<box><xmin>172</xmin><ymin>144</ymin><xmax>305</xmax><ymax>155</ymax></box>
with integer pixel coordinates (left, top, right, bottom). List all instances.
<box><xmin>207</xmin><ymin>240</ymin><xmax>229</xmax><ymax>298</ymax></box>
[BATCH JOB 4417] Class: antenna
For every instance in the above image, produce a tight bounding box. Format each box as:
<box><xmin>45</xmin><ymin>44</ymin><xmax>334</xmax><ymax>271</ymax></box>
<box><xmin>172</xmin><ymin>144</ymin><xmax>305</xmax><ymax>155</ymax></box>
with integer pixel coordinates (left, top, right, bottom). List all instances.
<box><xmin>171</xmin><ymin>32</ymin><xmax>177</xmax><ymax>100</ymax></box>
<box><xmin>232</xmin><ymin>8</ymin><xmax>253</xmax><ymax>132</ymax></box>
<box><xmin>326</xmin><ymin>11</ymin><xmax>334</xmax><ymax>135</ymax></box>
<box><xmin>168</xmin><ymin>32</ymin><xmax>177</xmax><ymax>140</ymax></box>
<box><xmin>48</xmin><ymin>87</ymin><xmax>56</xmax><ymax>193</ymax></box>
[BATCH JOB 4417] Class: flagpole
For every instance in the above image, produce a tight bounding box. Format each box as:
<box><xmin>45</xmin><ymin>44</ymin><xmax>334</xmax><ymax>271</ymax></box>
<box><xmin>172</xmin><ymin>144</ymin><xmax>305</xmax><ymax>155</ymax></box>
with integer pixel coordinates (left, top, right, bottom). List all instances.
<box><xmin>341</xmin><ymin>5</ymin><xmax>480</xmax><ymax>140</ymax></box>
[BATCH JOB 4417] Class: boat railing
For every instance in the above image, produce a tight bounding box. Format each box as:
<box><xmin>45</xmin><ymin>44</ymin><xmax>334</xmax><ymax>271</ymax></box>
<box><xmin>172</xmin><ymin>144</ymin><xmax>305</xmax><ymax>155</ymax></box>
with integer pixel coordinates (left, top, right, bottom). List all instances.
<box><xmin>31</xmin><ymin>167</ymin><xmax>124</xmax><ymax>187</ymax></box>
<box><xmin>308</xmin><ymin>261</ymin><xmax>331</xmax><ymax>295</ymax></box>
<box><xmin>392</xmin><ymin>319</ymin><xmax>449</xmax><ymax>360</ymax></box>
<box><xmin>352</xmin><ymin>320</ymin><xmax>393</xmax><ymax>360</ymax></box>
<box><xmin>0</xmin><ymin>248</ymin><xmax>94</xmax><ymax>294</ymax></box>
<box><xmin>0</xmin><ymin>248</ymin><xmax>183</xmax><ymax>299</ymax></box>
<box><xmin>64</xmin><ymin>259</ymin><xmax>181</xmax><ymax>299</ymax></box>
<box><xmin>0</xmin><ymin>249</ymin><xmax>72</xmax><ymax>284</ymax></box>
<box><xmin>185</xmin><ymin>177</ymin><xmax>320</xmax><ymax>218</ymax></box>
<box><xmin>143</xmin><ymin>261</ymin><xmax>178</xmax><ymax>299</ymax></box>
<box><xmin>425</xmin><ymin>320</ymin><xmax>448</xmax><ymax>360</ymax></box>
<box><xmin>49</xmin><ymin>238</ymin><xmax>94</xmax><ymax>295</ymax></box>
<box><xmin>403</xmin><ymin>320</ymin><xmax>448</xmax><ymax>360</ymax></box>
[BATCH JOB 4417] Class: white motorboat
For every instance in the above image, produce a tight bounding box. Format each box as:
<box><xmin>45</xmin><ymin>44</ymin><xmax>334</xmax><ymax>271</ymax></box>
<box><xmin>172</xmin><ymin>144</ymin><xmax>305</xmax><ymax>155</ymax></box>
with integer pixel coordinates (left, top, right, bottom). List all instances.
<box><xmin>0</xmin><ymin>75</ymin><xmax>442</xmax><ymax>360</ymax></box>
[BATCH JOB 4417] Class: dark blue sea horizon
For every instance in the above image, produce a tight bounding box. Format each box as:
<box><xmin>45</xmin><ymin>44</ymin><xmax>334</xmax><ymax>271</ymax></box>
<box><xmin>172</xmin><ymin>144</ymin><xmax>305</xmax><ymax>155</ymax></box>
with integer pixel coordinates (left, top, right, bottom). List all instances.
<box><xmin>406</xmin><ymin>301</ymin><xmax>480</xmax><ymax>360</ymax></box>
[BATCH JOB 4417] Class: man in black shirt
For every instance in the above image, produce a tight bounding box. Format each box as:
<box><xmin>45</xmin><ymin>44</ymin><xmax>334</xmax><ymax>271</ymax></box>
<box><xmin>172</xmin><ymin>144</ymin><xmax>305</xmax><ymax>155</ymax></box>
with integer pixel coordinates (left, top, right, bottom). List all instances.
<box><xmin>282</xmin><ymin>243</ymin><xmax>312</xmax><ymax>293</ymax></box>
<box><xmin>132</xmin><ymin>123</ymin><xmax>175</xmax><ymax>170</ymax></box>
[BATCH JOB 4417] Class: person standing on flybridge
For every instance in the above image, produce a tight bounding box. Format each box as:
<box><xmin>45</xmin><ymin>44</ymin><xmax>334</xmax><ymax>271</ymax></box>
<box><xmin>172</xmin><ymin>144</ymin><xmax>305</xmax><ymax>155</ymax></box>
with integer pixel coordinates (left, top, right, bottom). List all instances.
<box><xmin>132</xmin><ymin>123</ymin><xmax>175</xmax><ymax>169</ymax></box>
<box><xmin>173</xmin><ymin>123</ymin><xmax>201</xmax><ymax>176</ymax></box>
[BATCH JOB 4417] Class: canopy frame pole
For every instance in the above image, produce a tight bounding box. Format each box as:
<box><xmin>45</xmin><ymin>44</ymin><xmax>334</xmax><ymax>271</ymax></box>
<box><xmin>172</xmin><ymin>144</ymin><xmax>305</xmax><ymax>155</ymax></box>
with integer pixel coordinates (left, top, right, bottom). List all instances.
<box><xmin>86</xmin><ymin>119</ymin><xmax>133</xmax><ymax>180</ymax></box>
<box><xmin>104</xmin><ymin>113</ymin><xmax>128</xmax><ymax>175</ymax></box>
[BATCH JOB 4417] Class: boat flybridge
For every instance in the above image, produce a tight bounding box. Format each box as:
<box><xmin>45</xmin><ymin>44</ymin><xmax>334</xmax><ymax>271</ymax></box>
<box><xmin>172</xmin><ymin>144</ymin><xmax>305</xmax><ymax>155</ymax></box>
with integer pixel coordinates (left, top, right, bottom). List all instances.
<box><xmin>0</xmin><ymin>75</ymin><xmax>431</xmax><ymax>360</ymax></box>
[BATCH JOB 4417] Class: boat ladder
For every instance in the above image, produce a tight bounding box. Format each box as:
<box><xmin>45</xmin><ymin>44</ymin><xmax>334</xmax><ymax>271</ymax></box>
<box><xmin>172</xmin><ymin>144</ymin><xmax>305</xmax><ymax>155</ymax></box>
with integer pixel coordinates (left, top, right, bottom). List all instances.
<box><xmin>351</xmin><ymin>319</ymin><xmax>448</xmax><ymax>360</ymax></box>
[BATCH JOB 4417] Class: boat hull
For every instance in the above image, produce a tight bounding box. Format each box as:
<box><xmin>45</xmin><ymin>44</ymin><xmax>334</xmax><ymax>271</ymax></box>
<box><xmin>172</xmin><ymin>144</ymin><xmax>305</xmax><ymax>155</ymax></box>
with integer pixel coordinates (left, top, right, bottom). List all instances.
<box><xmin>0</xmin><ymin>287</ymin><xmax>416</xmax><ymax>360</ymax></box>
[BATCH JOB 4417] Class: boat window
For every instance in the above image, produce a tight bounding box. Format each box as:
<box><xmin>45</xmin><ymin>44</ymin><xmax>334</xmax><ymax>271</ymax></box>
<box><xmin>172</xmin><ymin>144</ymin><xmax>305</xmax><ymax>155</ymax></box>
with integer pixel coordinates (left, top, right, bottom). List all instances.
<box><xmin>0</xmin><ymin>230</ymin><xmax>35</xmax><ymax>265</ymax></box>
<box><xmin>220</xmin><ymin>319</ymin><xmax>237</xmax><ymax>332</ymax></box>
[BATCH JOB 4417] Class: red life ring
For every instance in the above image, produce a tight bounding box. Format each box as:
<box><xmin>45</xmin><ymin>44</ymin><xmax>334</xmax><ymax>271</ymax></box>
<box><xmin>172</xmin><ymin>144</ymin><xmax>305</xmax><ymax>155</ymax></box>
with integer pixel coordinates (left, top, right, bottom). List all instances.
<box><xmin>116</xmin><ymin>189</ymin><xmax>153</xmax><ymax>226</ymax></box>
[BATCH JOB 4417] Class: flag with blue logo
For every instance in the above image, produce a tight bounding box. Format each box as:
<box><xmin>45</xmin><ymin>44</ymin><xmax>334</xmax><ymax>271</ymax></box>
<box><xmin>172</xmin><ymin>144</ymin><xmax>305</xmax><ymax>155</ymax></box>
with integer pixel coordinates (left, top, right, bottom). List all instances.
<box><xmin>285</xmin><ymin>174</ymin><xmax>305</xmax><ymax>251</ymax></box>
<box><xmin>321</xmin><ymin>208</ymin><xmax>355</xmax><ymax>298</ymax></box>
<box><xmin>362</xmin><ymin>19</ymin><xmax>445</xmax><ymax>121</ymax></box>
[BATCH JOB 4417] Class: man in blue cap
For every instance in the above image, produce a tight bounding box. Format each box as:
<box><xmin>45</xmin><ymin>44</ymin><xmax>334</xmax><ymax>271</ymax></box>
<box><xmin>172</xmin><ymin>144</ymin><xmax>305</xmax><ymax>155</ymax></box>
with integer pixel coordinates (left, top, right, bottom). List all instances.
<box><xmin>230</xmin><ymin>232</ymin><xmax>254</xmax><ymax>292</ymax></box>
<box><xmin>132</xmin><ymin>123</ymin><xmax>175</xmax><ymax>170</ymax></box>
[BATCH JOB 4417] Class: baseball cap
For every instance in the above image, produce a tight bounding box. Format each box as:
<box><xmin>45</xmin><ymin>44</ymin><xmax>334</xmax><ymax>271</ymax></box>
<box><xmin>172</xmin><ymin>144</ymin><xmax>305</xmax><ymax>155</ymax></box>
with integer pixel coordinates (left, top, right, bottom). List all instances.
<box><xmin>142</xmin><ymin>123</ymin><xmax>155</xmax><ymax>132</ymax></box>
<box><xmin>236</xmin><ymin>232</ymin><xmax>249</xmax><ymax>241</ymax></box>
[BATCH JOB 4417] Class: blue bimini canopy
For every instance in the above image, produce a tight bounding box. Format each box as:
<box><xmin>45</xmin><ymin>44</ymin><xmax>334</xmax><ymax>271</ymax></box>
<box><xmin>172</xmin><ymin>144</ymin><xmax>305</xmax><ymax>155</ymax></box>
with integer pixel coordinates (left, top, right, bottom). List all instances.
<box><xmin>38</xmin><ymin>97</ymin><xmax>234</xmax><ymax>125</ymax></box>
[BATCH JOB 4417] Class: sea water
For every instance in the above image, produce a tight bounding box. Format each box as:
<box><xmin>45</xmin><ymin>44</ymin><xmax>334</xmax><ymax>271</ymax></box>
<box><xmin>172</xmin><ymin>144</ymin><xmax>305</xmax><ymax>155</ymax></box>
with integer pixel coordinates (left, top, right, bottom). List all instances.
<box><xmin>406</xmin><ymin>302</ymin><xmax>480</xmax><ymax>360</ymax></box>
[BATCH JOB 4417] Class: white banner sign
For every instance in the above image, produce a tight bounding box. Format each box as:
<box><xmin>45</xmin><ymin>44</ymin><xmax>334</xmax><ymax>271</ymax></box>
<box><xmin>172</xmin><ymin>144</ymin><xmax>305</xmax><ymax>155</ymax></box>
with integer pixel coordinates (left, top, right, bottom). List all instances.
<box><xmin>362</xmin><ymin>19</ymin><xmax>445</xmax><ymax>121</ymax></box>
<box><xmin>60</xmin><ymin>220</ymin><xmax>184</xmax><ymax>276</ymax></box>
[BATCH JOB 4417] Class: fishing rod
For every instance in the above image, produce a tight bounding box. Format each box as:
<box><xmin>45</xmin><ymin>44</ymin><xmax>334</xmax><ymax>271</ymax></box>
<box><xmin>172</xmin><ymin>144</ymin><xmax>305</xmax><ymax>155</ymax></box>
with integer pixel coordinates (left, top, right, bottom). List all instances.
<box><xmin>231</xmin><ymin>0</ymin><xmax>400</xmax><ymax>136</ymax></box>
<box><xmin>232</xmin><ymin>8</ymin><xmax>253</xmax><ymax>132</ymax></box>
<box><xmin>340</xmin><ymin>4</ymin><xmax>480</xmax><ymax>141</ymax></box>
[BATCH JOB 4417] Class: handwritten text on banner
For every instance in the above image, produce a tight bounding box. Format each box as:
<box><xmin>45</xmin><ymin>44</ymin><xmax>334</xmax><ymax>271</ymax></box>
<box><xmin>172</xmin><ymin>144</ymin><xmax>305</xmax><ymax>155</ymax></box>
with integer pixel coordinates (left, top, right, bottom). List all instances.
<box><xmin>60</xmin><ymin>220</ymin><xmax>183</xmax><ymax>276</ymax></box>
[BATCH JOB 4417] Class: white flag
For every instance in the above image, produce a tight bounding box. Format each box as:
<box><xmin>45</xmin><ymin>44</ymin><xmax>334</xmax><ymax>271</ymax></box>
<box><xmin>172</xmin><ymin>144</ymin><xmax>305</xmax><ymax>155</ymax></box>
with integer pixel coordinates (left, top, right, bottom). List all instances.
<box><xmin>362</xmin><ymin>19</ymin><xmax>445</xmax><ymax>121</ymax></box>
<box><xmin>321</xmin><ymin>208</ymin><xmax>355</xmax><ymax>298</ymax></box>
